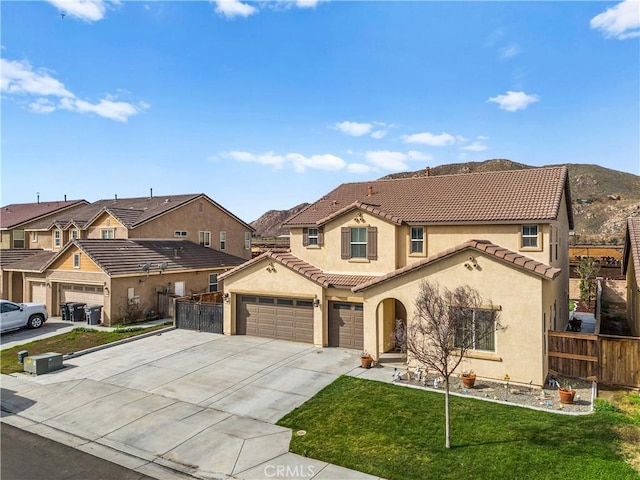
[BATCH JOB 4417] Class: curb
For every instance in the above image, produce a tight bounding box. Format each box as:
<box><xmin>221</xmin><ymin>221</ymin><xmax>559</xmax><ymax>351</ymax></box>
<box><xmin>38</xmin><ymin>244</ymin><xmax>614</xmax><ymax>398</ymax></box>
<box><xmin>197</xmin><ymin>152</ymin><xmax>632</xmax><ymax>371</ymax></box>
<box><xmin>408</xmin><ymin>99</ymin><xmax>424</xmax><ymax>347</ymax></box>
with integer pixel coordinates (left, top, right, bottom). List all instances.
<box><xmin>63</xmin><ymin>325</ymin><xmax>176</xmax><ymax>360</ymax></box>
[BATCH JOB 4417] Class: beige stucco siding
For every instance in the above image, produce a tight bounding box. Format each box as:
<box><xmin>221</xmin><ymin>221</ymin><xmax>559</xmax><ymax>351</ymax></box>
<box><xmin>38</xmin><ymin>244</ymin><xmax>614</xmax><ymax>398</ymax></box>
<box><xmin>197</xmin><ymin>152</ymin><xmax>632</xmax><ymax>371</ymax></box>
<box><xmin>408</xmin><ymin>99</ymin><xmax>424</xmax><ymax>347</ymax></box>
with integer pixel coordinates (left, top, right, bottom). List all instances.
<box><xmin>362</xmin><ymin>250</ymin><xmax>547</xmax><ymax>386</ymax></box>
<box><xmin>129</xmin><ymin>199</ymin><xmax>252</xmax><ymax>260</ymax></box>
<box><xmin>86</xmin><ymin>213</ymin><xmax>127</xmax><ymax>239</ymax></box>
<box><xmin>28</xmin><ymin>231</ymin><xmax>53</xmax><ymax>250</ymax></box>
<box><xmin>222</xmin><ymin>259</ymin><xmax>325</xmax><ymax>344</ymax></box>
<box><xmin>49</xmin><ymin>245</ymin><xmax>102</xmax><ymax>272</ymax></box>
<box><xmin>289</xmin><ymin>212</ymin><xmax>399</xmax><ymax>275</ymax></box>
<box><xmin>627</xmin><ymin>260</ymin><xmax>640</xmax><ymax>336</ymax></box>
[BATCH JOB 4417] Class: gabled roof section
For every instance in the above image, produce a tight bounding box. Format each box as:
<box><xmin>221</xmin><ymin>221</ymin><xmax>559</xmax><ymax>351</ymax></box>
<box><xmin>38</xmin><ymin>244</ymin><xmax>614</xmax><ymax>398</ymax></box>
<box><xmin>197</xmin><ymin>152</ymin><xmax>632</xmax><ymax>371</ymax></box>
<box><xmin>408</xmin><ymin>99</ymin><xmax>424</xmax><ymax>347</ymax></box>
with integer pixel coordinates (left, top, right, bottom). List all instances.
<box><xmin>31</xmin><ymin>239</ymin><xmax>246</xmax><ymax>276</ymax></box>
<box><xmin>0</xmin><ymin>249</ymin><xmax>49</xmax><ymax>269</ymax></box>
<box><xmin>24</xmin><ymin>193</ymin><xmax>254</xmax><ymax>232</ymax></box>
<box><xmin>286</xmin><ymin>166</ymin><xmax>573</xmax><ymax>229</ymax></box>
<box><xmin>3</xmin><ymin>250</ymin><xmax>57</xmax><ymax>272</ymax></box>
<box><xmin>218</xmin><ymin>251</ymin><xmax>380</xmax><ymax>288</ymax></box>
<box><xmin>1</xmin><ymin>200</ymin><xmax>87</xmax><ymax>229</ymax></box>
<box><xmin>623</xmin><ymin>217</ymin><xmax>640</xmax><ymax>289</ymax></box>
<box><xmin>316</xmin><ymin>201</ymin><xmax>403</xmax><ymax>226</ymax></box>
<box><xmin>352</xmin><ymin>239</ymin><xmax>561</xmax><ymax>292</ymax></box>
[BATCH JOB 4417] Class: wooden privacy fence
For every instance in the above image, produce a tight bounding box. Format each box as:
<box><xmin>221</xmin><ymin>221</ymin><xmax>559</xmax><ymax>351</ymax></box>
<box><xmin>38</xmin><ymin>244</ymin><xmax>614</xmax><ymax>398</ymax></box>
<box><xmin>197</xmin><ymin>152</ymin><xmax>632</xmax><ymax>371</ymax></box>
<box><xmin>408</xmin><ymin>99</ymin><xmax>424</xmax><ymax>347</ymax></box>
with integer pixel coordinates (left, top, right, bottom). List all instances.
<box><xmin>548</xmin><ymin>331</ymin><xmax>640</xmax><ymax>388</ymax></box>
<box><xmin>157</xmin><ymin>292</ymin><xmax>176</xmax><ymax>319</ymax></box>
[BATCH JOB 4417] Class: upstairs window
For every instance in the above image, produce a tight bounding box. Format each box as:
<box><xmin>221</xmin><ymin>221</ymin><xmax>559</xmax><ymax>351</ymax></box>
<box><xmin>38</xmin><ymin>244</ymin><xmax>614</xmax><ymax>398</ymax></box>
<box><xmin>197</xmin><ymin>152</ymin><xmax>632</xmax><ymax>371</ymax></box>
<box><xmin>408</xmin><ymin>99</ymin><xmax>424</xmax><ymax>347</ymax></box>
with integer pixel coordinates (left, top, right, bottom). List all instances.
<box><xmin>245</xmin><ymin>232</ymin><xmax>251</xmax><ymax>250</ymax></box>
<box><xmin>73</xmin><ymin>253</ymin><xmax>80</xmax><ymax>269</ymax></box>
<box><xmin>303</xmin><ymin>227</ymin><xmax>323</xmax><ymax>247</ymax></box>
<box><xmin>54</xmin><ymin>229</ymin><xmax>62</xmax><ymax>248</ymax></box>
<box><xmin>199</xmin><ymin>231</ymin><xmax>211</xmax><ymax>247</ymax></box>
<box><xmin>220</xmin><ymin>231</ymin><xmax>226</xmax><ymax>250</ymax></box>
<box><xmin>71</xmin><ymin>229</ymin><xmax>79</xmax><ymax>240</ymax></box>
<box><xmin>13</xmin><ymin>230</ymin><xmax>25</xmax><ymax>248</ymax></box>
<box><xmin>521</xmin><ymin>225</ymin><xmax>539</xmax><ymax>248</ymax></box>
<box><xmin>410</xmin><ymin>227</ymin><xmax>424</xmax><ymax>254</ymax></box>
<box><xmin>101</xmin><ymin>229</ymin><xmax>115</xmax><ymax>239</ymax></box>
<box><xmin>341</xmin><ymin>226</ymin><xmax>377</xmax><ymax>260</ymax></box>
<box><xmin>174</xmin><ymin>231</ymin><xmax>188</xmax><ymax>237</ymax></box>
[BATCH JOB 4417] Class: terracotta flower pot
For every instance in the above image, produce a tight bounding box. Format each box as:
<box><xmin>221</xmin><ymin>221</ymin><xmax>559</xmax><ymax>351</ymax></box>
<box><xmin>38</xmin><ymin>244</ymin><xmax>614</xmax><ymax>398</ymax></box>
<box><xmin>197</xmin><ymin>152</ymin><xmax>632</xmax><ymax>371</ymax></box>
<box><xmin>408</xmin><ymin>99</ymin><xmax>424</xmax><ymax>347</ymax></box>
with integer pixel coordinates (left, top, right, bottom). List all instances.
<box><xmin>558</xmin><ymin>388</ymin><xmax>576</xmax><ymax>404</ymax></box>
<box><xmin>461</xmin><ymin>374</ymin><xmax>476</xmax><ymax>389</ymax></box>
<box><xmin>360</xmin><ymin>356</ymin><xmax>373</xmax><ymax>369</ymax></box>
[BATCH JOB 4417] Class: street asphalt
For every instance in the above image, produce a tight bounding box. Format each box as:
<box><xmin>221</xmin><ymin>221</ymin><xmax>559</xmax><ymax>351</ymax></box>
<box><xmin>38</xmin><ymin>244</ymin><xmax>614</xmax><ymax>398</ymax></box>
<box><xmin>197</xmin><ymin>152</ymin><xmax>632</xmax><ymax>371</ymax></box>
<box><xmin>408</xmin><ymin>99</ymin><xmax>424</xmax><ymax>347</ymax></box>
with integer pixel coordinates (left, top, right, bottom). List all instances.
<box><xmin>1</xmin><ymin>329</ymin><xmax>389</xmax><ymax>479</ymax></box>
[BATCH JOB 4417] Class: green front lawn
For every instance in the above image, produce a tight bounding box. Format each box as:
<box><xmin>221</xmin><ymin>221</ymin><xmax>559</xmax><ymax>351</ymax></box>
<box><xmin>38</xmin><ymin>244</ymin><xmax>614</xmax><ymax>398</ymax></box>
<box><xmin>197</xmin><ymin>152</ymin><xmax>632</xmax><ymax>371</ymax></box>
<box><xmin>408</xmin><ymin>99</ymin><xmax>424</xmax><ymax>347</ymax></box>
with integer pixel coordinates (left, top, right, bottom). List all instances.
<box><xmin>278</xmin><ymin>376</ymin><xmax>640</xmax><ymax>480</ymax></box>
<box><xmin>1</xmin><ymin>325</ymin><xmax>168</xmax><ymax>375</ymax></box>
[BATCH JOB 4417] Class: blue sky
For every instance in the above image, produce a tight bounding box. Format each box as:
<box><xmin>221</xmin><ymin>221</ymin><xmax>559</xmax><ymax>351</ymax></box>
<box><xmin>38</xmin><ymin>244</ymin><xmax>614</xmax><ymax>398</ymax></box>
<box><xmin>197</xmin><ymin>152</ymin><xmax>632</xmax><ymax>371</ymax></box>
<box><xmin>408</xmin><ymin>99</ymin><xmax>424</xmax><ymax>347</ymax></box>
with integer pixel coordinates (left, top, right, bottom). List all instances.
<box><xmin>2</xmin><ymin>1</ymin><xmax>639</xmax><ymax>223</ymax></box>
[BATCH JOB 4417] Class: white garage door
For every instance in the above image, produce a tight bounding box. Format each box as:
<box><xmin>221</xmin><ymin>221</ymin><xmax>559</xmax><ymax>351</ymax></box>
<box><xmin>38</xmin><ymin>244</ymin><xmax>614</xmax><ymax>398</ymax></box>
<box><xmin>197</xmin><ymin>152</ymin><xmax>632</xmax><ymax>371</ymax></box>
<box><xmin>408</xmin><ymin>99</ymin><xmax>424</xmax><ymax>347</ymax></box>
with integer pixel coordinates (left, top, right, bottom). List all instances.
<box><xmin>31</xmin><ymin>282</ymin><xmax>47</xmax><ymax>304</ymax></box>
<box><xmin>61</xmin><ymin>284</ymin><xmax>104</xmax><ymax>306</ymax></box>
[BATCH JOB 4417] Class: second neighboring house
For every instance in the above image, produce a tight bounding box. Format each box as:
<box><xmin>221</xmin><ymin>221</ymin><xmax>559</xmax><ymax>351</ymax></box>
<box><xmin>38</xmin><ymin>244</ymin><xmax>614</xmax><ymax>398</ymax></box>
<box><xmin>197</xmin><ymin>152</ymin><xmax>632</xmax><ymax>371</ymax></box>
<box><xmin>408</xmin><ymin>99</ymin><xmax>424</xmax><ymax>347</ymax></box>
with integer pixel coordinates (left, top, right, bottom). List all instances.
<box><xmin>0</xmin><ymin>199</ymin><xmax>88</xmax><ymax>250</ymax></box>
<box><xmin>623</xmin><ymin>216</ymin><xmax>640</xmax><ymax>336</ymax></box>
<box><xmin>220</xmin><ymin>166</ymin><xmax>573</xmax><ymax>386</ymax></box>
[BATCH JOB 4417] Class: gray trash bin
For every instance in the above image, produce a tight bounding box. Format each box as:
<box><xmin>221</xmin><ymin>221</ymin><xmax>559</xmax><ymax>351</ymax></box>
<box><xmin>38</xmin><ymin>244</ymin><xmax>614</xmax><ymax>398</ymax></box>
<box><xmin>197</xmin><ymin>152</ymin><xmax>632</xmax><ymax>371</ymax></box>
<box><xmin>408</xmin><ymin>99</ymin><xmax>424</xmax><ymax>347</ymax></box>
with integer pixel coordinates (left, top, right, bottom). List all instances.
<box><xmin>69</xmin><ymin>303</ymin><xmax>86</xmax><ymax>322</ymax></box>
<box><xmin>84</xmin><ymin>305</ymin><xmax>103</xmax><ymax>325</ymax></box>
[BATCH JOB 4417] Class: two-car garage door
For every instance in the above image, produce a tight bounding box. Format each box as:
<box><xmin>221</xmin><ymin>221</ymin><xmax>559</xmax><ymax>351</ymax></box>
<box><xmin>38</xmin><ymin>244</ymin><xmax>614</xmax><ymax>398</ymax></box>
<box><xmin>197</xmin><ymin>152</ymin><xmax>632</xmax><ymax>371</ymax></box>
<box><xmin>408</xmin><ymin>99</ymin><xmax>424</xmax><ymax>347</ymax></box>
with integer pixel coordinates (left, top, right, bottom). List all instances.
<box><xmin>60</xmin><ymin>284</ymin><xmax>104</xmax><ymax>306</ymax></box>
<box><xmin>237</xmin><ymin>295</ymin><xmax>314</xmax><ymax>344</ymax></box>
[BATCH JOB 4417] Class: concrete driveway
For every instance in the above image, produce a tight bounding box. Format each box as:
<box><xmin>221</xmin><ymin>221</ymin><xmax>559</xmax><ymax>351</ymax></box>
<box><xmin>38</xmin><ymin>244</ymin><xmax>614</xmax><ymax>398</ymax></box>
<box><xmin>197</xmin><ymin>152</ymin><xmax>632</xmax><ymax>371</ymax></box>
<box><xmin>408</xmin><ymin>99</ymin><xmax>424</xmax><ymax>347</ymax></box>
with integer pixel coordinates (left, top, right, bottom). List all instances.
<box><xmin>0</xmin><ymin>317</ymin><xmax>75</xmax><ymax>351</ymax></box>
<box><xmin>1</xmin><ymin>330</ymin><xmax>381</xmax><ymax>480</ymax></box>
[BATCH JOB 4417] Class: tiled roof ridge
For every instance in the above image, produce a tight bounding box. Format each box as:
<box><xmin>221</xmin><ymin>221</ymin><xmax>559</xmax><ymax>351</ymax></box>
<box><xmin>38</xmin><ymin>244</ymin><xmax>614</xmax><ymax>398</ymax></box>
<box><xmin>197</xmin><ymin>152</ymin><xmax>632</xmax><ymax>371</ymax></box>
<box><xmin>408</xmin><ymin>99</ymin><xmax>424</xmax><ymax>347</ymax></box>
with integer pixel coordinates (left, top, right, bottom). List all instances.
<box><xmin>315</xmin><ymin>200</ymin><xmax>403</xmax><ymax>226</ymax></box>
<box><xmin>94</xmin><ymin>193</ymin><xmax>202</xmax><ymax>203</ymax></box>
<box><xmin>352</xmin><ymin>239</ymin><xmax>561</xmax><ymax>292</ymax></box>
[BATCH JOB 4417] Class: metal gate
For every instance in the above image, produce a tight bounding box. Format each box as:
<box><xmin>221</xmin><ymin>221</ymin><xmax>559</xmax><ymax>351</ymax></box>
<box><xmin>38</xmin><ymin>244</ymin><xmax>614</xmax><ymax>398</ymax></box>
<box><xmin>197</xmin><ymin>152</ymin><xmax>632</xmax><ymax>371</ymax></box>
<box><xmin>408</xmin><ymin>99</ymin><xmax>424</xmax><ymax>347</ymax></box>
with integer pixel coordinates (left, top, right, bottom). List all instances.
<box><xmin>175</xmin><ymin>300</ymin><xmax>223</xmax><ymax>334</ymax></box>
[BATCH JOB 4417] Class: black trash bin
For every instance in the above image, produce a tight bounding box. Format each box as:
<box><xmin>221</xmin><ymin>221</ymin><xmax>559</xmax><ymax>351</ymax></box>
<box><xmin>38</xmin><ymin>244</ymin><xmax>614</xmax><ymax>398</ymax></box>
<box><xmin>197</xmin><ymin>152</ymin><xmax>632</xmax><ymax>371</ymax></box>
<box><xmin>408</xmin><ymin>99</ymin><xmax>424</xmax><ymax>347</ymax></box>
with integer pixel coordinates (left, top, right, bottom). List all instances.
<box><xmin>84</xmin><ymin>305</ymin><xmax>103</xmax><ymax>325</ymax></box>
<box><xmin>69</xmin><ymin>302</ymin><xmax>87</xmax><ymax>322</ymax></box>
<box><xmin>59</xmin><ymin>302</ymin><xmax>72</xmax><ymax>321</ymax></box>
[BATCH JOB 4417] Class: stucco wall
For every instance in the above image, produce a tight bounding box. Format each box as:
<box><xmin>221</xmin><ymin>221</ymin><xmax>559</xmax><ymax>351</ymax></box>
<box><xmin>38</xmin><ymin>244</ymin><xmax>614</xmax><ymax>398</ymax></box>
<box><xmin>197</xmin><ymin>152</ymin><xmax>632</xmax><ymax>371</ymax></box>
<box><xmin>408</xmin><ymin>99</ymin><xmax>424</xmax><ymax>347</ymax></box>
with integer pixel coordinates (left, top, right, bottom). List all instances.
<box><xmin>222</xmin><ymin>258</ymin><xmax>325</xmax><ymax>344</ymax></box>
<box><xmin>362</xmin><ymin>249</ymin><xmax>548</xmax><ymax>386</ymax></box>
<box><xmin>627</xmin><ymin>261</ymin><xmax>639</xmax><ymax>336</ymax></box>
<box><xmin>86</xmin><ymin>212</ymin><xmax>128</xmax><ymax>240</ymax></box>
<box><xmin>130</xmin><ymin>198</ymin><xmax>252</xmax><ymax>260</ymax></box>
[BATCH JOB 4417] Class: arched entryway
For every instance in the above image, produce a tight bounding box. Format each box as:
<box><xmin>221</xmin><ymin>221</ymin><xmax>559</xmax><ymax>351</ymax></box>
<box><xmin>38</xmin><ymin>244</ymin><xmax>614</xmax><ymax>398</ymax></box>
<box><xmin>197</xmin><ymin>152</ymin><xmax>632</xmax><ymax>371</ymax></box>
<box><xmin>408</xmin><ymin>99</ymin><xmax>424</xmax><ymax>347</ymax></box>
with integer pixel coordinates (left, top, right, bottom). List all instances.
<box><xmin>376</xmin><ymin>298</ymin><xmax>408</xmax><ymax>353</ymax></box>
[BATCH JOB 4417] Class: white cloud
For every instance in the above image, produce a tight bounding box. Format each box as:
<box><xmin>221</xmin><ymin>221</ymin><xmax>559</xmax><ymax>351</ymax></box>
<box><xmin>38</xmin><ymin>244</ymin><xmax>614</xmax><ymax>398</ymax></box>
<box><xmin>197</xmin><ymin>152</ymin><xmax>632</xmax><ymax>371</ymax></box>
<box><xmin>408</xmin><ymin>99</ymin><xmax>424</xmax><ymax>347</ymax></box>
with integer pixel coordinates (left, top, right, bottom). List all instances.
<box><xmin>347</xmin><ymin>163</ymin><xmax>376</xmax><ymax>174</ymax></box>
<box><xmin>223</xmin><ymin>150</ymin><xmax>346</xmax><ymax>172</ymax></box>
<box><xmin>407</xmin><ymin>150</ymin><xmax>433</xmax><ymax>162</ymax></box>
<box><xmin>214</xmin><ymin>0</ymin><xmax>257</xmax><ymax>18</ymax></box>
<box><xmin>285</xmin><ymin>153</ymin><xmax>346</xmax><ymax>172</ymax></box>
<box><xmin>46</xmin><ymin>0</ymin><xmax>108</xmax><ymax>22</ymax></box>
<box><xmin>371</xmin><ymin>130</ymin><xmax>387</xmax><ymax>139</ymax></box>
<box><xmin>463</xmin><ymin>142</ymin><xmax>487</xmax><ymax>152</ymax></box>
<box><xmin>296</xmin><ymin>0</ymin><xmax>323</xmax><ymax>8</ymax></box>
<box><xmin>477</xmin><ymin>135</ymin><xmax>489</xmax><ymax>141</ymax></box>
<box><xmin>488</xmin><ymin>91</ymin><xmax>539</xmax><ymax>112</ymax></box>
<box><xmin>2</xmin><ymin>57</ymin><xmax>147</xmax><ymax>122</ymax></box>
<box><xmin>590</xmin><ymin>0</ymin><xmax>640</xmax><ymax>40</ymax></box>
<box><xmin>60</xmin><ymin>97</ymin><xmax>147</xmax><ymax>122</ymax></box>
<box><xmin>335</xmin><ymin>121</ymin><xmax>372</xmax><ymax>136</ymax></box>
<box><xmin>365</xmin><ymin>151</ymin><xmax>409</xmax><ymax>171</ymax></box>
<box><xmin>1</xmin><ymin>59</ymin><xmax>74</xmax><ymax>97</ymax></box>
<box><xmin>499</xmin><ymin>43</ymin><xmax>521</xmax><ymax>60</ymax></box>
<box><xmin>29</xmin><ymin>98</ymin><xmax>56</xmax><ymax>114</ymax></box>
<box><xmin>402</xmin><ymin>131</ymin><xmax>456</xmax><ymax>146</ymax></box>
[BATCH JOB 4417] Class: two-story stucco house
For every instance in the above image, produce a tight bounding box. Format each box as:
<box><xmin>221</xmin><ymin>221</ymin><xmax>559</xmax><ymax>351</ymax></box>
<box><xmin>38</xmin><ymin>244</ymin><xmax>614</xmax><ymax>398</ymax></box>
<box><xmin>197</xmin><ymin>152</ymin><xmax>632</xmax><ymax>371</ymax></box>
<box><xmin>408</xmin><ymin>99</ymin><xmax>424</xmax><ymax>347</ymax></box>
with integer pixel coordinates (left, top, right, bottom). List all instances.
<box><xmin>3</xmin><ymin>193</ymin><xmax>254</xmax><ymax>325</ymax></box>
<box><xmin>623</xmin><ymin>216</ymin><xmax>640</xmax><ymax>337</ymax></box>
<box><xmin>220</xmin><ymin>166</ymin><xmax>573</xmax><ymax>386</ymax></box>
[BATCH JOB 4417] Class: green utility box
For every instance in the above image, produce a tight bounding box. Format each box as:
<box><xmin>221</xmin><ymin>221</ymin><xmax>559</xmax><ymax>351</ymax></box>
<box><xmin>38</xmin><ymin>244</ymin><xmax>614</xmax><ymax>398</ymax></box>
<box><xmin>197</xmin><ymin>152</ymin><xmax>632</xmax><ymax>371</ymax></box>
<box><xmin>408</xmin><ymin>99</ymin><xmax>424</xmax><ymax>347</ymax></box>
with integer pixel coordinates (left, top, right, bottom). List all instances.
<box><xmin>23</xmin><ymin>352</ymin><xmax>63</xmax><ymax>375</ymax></box>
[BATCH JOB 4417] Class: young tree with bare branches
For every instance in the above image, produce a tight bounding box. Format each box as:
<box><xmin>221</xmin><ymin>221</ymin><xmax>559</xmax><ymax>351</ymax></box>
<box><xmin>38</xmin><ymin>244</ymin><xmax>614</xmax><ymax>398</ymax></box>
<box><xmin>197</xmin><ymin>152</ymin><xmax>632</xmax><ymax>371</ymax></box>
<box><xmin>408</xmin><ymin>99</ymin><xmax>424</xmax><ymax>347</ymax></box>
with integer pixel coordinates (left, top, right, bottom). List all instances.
<box><xmin>406</xmin><ymin>280</ymin><xmax>502</xmax><ymax>449</ymax></box>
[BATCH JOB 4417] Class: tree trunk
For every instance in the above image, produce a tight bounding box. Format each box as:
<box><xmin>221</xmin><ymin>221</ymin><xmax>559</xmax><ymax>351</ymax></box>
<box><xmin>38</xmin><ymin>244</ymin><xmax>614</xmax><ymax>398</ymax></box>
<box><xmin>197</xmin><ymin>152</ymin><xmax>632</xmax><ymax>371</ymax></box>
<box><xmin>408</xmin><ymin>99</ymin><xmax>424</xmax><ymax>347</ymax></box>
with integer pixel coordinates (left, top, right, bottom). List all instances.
<box><xmin>445</xmin><ymin>376</ymin><xmax>451</xmax><ymax>449</ymax></box>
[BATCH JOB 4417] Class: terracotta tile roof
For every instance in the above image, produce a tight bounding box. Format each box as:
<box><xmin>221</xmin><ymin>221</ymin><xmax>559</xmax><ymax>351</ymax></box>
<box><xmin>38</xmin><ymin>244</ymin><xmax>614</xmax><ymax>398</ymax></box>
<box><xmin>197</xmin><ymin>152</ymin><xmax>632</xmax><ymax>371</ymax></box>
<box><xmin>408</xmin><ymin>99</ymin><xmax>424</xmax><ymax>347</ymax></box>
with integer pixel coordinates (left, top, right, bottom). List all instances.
<box><xmin>1</xmin><ymin>200</ymin><xmax>87</xmax><ymax>229</ymax></box>
<box><xmin>3</xmin><ymin>250</ymin><xmax>57</xmax><ymax>272</ymax></box>
<box><xmin>219</xmin><ymin>251</ymin><xmax>380</xmax><ymax>288</ymax></box>
<box><xmin>286</xmin><ymin>166</ymin><xmax>573</xmax><ymax>229</ymax></box>
<box><xmin>0</xmin><ymin>249</ymin><xmax>50</xmax><ymax>269</ymax></box>
<box><xmin>352</xmin><ymin>239</ymin><xmax>561</xmax><ymax>292</ymax></box>
<box><xmin>623</xmin><ymin>217</ymin><xmax>640</xmax><ymax>288</ymax></box>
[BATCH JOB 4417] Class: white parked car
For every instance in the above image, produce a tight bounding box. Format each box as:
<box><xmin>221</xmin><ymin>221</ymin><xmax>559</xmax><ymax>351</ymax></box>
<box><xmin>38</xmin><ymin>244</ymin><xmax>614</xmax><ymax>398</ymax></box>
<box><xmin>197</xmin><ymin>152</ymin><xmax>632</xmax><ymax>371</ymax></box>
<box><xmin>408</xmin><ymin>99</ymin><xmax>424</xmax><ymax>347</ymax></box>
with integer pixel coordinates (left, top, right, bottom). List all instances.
<box><xmin>0</xmin><ymin>300</ymin><xmax>48</xmax><ymax>333</ymax></box>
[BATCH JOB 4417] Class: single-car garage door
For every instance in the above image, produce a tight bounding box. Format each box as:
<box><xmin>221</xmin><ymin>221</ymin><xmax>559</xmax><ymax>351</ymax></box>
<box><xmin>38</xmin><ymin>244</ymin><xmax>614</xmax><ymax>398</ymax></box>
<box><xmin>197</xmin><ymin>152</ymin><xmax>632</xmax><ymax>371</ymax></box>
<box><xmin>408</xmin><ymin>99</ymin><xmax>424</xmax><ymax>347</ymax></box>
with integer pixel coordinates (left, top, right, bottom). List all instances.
<box><xmin>61</xmin><ymin>284</ymin><xmax>104</xmax><ymax>306</ymax></box>
<box><xmin>237</xmin><ymin>295</ymin><xmax>314</xmax><ymax>343</ymax></box>
<box><xmin>30</xmin><ymin>282</ymin><xmax>47</xmax><ymax>304</ymax></box>
<box><xmin>329</xmin><ymin>302</ymin><xmax>364</xmax><ymax>350</ymax></box>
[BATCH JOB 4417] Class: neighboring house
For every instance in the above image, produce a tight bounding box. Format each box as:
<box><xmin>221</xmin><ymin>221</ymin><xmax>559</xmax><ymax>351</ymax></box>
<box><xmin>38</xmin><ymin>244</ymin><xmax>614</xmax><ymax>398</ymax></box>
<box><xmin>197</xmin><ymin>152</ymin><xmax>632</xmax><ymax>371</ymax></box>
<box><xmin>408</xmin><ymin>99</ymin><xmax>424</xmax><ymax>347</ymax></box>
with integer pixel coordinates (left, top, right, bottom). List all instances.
<box><xmin>0</xmin><ymin>199</ymin><xmax>88</xmax><ymax>250</ymax></box>
<box><xmin>622</xmin><ymin>216</ymin><xmax>640</xmax><ymax>336</ymax></box>
<box><xmin>4</xmin><ymin>239</ymin><xmax>246</xmax><ymax>325</ymax></box>
<box><xmin>220</xmin><ymin>166</ymin><xmax>573</xmax><ymax>386</ymax></box>
<box><xmin>22</xmin><ymin>193</ymin><xmax>253</xmax><ymax>261</ymax></box>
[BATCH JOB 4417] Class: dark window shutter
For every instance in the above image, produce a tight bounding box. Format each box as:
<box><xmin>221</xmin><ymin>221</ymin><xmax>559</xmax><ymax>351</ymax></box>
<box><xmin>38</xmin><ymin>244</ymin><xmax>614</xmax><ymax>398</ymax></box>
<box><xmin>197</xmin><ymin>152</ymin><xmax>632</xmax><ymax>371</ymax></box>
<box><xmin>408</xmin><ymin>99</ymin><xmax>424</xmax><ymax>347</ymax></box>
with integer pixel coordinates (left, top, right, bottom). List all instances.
<box><xmin>367</xmin><ymin>226</ymin><xmax>378</xmax><ymax>260</ymax></box>
<box><xmin>318</xmin><ymin>227</ymin><xmax>324</xmax><ymax>247</ymax></box>
<box><xmin>303</xmin><ymin>228</ymin><xmax>309</xmax><ymax>247</ymax></box>
<box><xmin>341</xmin><ymin>227</ymin><xmax>350</xmax><ymax>259</ymax></box>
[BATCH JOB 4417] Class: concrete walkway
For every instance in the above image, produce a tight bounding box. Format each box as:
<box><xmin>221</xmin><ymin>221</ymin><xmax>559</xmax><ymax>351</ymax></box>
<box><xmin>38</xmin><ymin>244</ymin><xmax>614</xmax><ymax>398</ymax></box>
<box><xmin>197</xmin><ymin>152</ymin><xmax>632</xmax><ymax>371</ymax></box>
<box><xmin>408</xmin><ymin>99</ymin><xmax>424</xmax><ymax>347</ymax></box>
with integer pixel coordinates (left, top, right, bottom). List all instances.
<box><xmin>1</xmin><ymin>330</ymin><xmax>383</xmax><ymax>480</ymax></box>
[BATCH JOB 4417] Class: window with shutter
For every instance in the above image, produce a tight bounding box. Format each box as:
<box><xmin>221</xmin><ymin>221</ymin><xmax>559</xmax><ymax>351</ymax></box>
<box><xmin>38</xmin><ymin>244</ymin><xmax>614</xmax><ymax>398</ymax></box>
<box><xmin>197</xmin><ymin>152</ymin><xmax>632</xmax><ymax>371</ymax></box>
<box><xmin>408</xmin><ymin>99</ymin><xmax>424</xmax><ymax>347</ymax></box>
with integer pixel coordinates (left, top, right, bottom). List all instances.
<box><xmin>303</xmin><ymin>228</ymin><xmax>309</xmax><ymax>247</ymax></box>
<box><xmin>366</xmin><ymin>226</ymin><xmax>377</xmax><ymax>260</ymax></box>
<box><xmin>341</xmin><ymin>227</ymin><xmax>350</xmax><ymax>259</ymax></box>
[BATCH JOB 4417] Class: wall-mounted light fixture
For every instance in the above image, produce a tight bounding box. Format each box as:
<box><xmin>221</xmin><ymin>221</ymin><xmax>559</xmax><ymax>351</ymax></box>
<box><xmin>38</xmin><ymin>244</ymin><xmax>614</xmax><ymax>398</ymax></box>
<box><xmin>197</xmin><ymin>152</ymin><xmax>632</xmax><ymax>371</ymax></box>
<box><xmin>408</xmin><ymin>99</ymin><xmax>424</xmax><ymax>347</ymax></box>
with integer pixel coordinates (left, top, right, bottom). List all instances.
<box><xmin>46</xmin><ymin>282</ymin><xmax>51</xmax><ymax>288</ymax></box>
<box><xmin>313</xmin><ymin>296</ymin><xmax>320</xmax><ymax>308</ymax></box>
<box><xmin>223</xmin><ymin>292</ymin><xmax>230</xmax><ymax>303</ymax></box>
<box><xmin>104</xmin><ymin>287</ymin><xmax>110</xmax><ymax>296</ymax></box>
